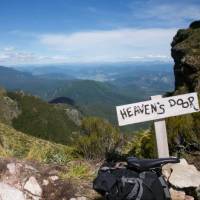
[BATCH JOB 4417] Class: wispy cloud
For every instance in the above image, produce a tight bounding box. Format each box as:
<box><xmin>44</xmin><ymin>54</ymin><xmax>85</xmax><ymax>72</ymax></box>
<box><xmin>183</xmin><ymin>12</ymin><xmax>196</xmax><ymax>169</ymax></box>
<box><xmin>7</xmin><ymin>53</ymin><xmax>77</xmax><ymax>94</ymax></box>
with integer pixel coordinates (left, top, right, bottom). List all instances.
<box><xmin>0</xmin><ymin>27</ymin><xmax>177</xmax><ymax>64</ymax></box>
<box><xmin>39</xmin><ymin>28</ymin><xmax>176</xmax><ymax>63</ymax></box>
<box><xmin>0</xmin><ymin>47</ymin><xmax>72</xmax><ymax>65</ymax></box>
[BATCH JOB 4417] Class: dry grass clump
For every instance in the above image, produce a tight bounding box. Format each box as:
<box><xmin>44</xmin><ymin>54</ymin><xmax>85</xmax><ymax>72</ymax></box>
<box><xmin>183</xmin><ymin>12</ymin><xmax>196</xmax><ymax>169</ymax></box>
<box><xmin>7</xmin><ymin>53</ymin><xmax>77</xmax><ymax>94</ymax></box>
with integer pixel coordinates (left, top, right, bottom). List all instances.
<box><xmin>0</xmin><ymin>122</ymin><xmax>77</xmax><ymax>164</ymax></box>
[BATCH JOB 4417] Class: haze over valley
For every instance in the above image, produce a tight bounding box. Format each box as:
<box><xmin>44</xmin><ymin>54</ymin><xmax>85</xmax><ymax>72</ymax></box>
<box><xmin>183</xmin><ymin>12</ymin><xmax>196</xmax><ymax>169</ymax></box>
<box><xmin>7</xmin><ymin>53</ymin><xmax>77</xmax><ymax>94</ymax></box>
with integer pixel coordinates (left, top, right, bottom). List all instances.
<box><xmin>0</xmin><ymin>61</ymin><xmax>174</xmax><ymax>130</ymax></box>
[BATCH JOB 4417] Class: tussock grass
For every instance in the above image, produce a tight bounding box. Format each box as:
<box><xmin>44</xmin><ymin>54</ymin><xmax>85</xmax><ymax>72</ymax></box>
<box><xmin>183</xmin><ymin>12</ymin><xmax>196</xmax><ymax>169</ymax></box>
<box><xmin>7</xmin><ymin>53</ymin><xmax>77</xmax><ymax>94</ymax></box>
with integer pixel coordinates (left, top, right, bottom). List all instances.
<box><xmin>59</xmin><ymin>161</ymin><xmax>93</xmax><ymax>180</ymax></box>
<box><xmin>0</xmin><ymin>122</ymin><xmax>78</xmax><ymax>164</ymax></box>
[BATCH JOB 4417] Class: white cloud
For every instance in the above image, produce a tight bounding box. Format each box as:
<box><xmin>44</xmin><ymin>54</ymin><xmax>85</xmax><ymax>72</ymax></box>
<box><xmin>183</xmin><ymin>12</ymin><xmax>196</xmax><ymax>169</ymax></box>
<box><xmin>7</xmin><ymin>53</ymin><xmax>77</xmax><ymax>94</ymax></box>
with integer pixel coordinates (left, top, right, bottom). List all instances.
<box><xmin>1</xmin><ymin>28</ymin><xmax>177</xmax><ymax>64</ymax></box>
<box><xmin>39</xmin><ymin>28</ymin><xmax>177</xmax><ymax>62</ymax></box>
<box><xmin>0</xmin><ymin>54</ymin><xmax>9</xmax><ymax>60</ymax></box>
<box><xmin>128</xmin><ymin>56</ymin><xmax>145</xmax><ymax>59</ymax></box>
<box><xmin>3</xmin><ymin>46</ymin><xmax>16</xmax><ymax>52</ymax></box>
<box><xmin>0</xmin><ymin>47</ymin><xmax>71</xmax><ymax>65</ymax></box>
<box><xmin>147</xmin><ymin>54</ymin><xmax>169</xmax><ymax>59</ymax></box>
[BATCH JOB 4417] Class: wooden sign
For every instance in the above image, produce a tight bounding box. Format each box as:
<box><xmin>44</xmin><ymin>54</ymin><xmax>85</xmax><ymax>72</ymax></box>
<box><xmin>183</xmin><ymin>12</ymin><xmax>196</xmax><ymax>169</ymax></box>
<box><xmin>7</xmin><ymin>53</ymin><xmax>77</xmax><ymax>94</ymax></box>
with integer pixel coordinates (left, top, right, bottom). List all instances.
<box><xmin>116</xmin><ymin>92</ymin><xmax>199</xmax><ymax>158</ymax></box>
<box><xmin>116</xmin><ymin>92</ymin><xmax>199</xmax><ymax>126</ymax></box>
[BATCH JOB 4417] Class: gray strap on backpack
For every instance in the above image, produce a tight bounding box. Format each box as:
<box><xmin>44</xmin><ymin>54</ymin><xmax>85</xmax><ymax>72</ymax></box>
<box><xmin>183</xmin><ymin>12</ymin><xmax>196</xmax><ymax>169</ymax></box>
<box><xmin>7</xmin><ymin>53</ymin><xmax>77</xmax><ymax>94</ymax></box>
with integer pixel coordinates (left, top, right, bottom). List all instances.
<box><xmin>121</xmin><ymin>177</ymin><xmax>143</xmax><ymax>200</ymax></box>
<box><xmin>159</xmin><ymin>176</ymin><xmax>171</xmax><ymax>200</ymax></box>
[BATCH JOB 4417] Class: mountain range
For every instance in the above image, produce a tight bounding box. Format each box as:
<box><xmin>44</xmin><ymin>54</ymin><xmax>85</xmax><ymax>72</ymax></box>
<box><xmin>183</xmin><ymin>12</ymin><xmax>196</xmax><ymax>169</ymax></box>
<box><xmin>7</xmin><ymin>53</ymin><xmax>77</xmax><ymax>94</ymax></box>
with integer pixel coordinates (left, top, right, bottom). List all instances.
<box><xmin>0</xmin><ymin>61</ymin><xmax>174</xmax><ymax>131</ymax></box>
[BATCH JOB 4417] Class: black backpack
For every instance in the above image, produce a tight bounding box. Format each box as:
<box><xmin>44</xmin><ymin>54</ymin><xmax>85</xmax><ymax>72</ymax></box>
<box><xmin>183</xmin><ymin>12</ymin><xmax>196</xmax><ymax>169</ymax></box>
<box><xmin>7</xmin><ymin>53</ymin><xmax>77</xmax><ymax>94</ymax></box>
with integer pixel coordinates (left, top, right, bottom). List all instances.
<box><xmin>93</xmin><ymin>157</ymin><xmax>180</xmax><ymax>200</ymax></box>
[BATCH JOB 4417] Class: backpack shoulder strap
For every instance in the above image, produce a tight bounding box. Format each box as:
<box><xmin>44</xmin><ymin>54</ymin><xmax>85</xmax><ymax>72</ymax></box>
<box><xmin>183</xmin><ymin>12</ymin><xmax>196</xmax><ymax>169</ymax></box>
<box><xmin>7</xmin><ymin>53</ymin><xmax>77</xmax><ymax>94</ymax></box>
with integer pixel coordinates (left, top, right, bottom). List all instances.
<box><xmin>121</xmin><ymin>177</ymin><xmax>143</xmax><ymax>200</ymax></box>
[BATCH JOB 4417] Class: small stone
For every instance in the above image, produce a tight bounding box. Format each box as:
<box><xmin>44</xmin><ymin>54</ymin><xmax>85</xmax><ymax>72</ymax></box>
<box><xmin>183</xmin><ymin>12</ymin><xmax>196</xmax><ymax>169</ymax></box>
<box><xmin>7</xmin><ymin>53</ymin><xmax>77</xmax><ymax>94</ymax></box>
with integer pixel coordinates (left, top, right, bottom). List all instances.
<box><xmin>185</xmin><ymin>195</ymin><xmax>194</xmax><ymax>200</ymax></box>
<box><xmin>49</xmin><ymin>176</ymin><xmax>59</xmax><ymax>181</ymax></box>
<box><xmin>48</xmin><ymin>169</ymin><xmax>58</xmax><ymax>175</ymax></box>
<box><xmin>24</xmin><ymin>176</ymin><xmax>42</xmax><ymax>197</ymax></box>
<box><xmin>42</xmin><ymin>179</ymin><xmax>49</xmax><ymax>186</ymax></box>
<box><xmin>69</xmin><ymin>198</ymin><xmax>76</xmax><ymax>200</ymax></box>
<box><xmin>25</xmin><ymin>164</ymin><xmax>38</xmax><ymax>172</ymax></box>
<box><xmin>170</xmin><ymin>188</ymin><xmax>185</xmax><ymax>200</ymax></box>
<box><xmin>0</xmin><ymin>182</ymin><xmax>25</xmax><ymax>200</ymax></box>
<box><xmin>7</xmin><ymin>163</ymin><xmax>16</xmax><ymax>175</ymax></box>
<box><xmin>77</xmin><ymin>197</ymin><xmax>87</xmax><ymax>200</ymax></box>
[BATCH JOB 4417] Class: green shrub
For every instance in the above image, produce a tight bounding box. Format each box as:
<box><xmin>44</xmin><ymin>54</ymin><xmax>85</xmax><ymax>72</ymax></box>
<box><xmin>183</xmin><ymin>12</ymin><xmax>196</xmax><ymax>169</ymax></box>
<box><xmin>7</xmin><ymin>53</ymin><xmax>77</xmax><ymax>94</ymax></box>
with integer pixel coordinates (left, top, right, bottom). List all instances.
<box><xmin>0</xmin><ymin>144</ymin><xmax>9</xmax><ymax>157</ymax></box>
<box><xmin>166</xmin><ymin>114</ymin><xmax>198</xmax><ymax>152</ymax></box>
<box><xmin>75</xmin><ymin>117</ymin><xmax>121</xmax><ymax>160</ymax></box>
<box><xmin>122</xmin><ymin>130</ymin><xmax>156</xmax><ymax>158</ymax></box>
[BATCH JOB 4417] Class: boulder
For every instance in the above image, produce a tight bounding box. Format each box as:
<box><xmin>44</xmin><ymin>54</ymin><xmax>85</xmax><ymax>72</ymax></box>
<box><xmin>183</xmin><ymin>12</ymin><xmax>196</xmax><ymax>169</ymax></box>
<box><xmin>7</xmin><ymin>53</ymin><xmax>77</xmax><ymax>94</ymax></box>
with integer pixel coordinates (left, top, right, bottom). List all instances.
<box><xmin>163</xmin><ymin>159</ymin><xmax>200</xmax><ymax>188</ymax></box>
<box><xmin>7</xmin><ymin>163</ymin><xmax>17</xmax><ymax>175</ymax></box>
<box><xmin>24</xmin><ymin>176</ymin><xmax>42</xmax><ymax>197</ymax></box>
<box><xmin>0</xmin><ymin>182</ymin><xmax>25</xmax><ymax>200</ymax></box>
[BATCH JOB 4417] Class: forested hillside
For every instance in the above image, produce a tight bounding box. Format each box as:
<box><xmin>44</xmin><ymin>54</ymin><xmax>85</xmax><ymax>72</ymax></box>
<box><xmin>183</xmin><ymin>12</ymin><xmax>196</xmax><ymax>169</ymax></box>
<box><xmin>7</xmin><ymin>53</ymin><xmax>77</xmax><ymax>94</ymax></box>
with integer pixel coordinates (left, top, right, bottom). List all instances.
<box><xmin>0</xmin><ymin>89</ymin><xmax>79</xmax><ymax>144</ymax></box>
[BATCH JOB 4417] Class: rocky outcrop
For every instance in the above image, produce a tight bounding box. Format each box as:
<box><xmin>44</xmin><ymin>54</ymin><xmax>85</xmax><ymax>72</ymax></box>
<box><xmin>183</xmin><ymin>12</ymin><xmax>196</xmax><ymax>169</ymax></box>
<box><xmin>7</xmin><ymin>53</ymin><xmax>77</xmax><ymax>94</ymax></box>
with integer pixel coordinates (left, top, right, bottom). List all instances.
<box><xmin>171</xmin><ymin>20</ymin><xmax>200</xmax><ymax>92</ymax></box>
<box><xmin>168</xmin><ymin>20</ymin><xmax>200</xmax><ymax>168</ymax></box>
<box><xmin>64</xmin><ymin>108</ymin><xmax>82</xmax><ymax>126</ymax></box>
<box><xmin>0</xmin><ymin>88</ymin><xmax>21</xmax><ymax>125</ymax></box>
<box><xmin>52</xmin><ymin>103</ymin><xmax>82</xmax><ymax>126</ymax></box>
<box><xmin>163</xmin><ymin>159</ymin><xmax>200</xmax><ymax>199</ymax></box>
<box><xmin>0</xmin><ymin>158</ymin><xmax>100</xmax><ymax>200</ymax></box>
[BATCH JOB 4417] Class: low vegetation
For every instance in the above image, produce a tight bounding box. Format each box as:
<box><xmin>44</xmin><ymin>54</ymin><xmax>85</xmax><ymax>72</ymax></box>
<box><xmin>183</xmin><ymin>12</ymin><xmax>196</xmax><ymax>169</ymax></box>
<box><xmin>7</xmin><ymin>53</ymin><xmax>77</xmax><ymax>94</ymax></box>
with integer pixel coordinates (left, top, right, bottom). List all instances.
<box><xmin>166</xmin><ymin>113</ymin><xmax>200</xmax><ymax>152</ymax></box>
<box><xmin>0</xmin><ymin>122</ymin><xmax>77</xmax><ymax>164</ymax></box>
<box><xmin>75</xmin><ymin>117</ymin><xmax>122</xmax><ymax>160</ymax></box>
<box><xmin>59</xmin><ymin>161</ymin><xmax>94</xmax><ymax>180</ymax></box>
<box><xmin>122</xmin><ymin>130</ymin><xmax>156</xmax><ymax>158</ymax></box>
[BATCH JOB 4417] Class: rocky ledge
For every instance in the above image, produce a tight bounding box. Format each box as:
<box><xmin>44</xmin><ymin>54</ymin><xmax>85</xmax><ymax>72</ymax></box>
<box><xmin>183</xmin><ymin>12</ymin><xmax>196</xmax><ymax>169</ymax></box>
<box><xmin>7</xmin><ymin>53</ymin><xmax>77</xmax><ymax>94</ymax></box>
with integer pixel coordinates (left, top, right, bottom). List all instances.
<box><xmin>0</xmin><ymin>157</ymin><xmax>199</xmax><ymax>200</ymax></box>
<box><xmin>0</xmin><ymin>158</ymin><xmax>101</xmax><ymax>200</ymax></box>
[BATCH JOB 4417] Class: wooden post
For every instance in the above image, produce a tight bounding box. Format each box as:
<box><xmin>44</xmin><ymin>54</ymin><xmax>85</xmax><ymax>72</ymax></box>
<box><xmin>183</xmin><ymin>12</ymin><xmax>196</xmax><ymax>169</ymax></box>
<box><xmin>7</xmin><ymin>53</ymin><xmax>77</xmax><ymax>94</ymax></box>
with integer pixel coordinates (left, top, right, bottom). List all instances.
<box><xmin>117</xmin><ymin>93</ymin><xmax>199</xmax><ymax>157</ymax></box>
<box><xmin>151</xmin><ymin>95</ymin><xmax>170</xmax><ymax>158</ymax></box>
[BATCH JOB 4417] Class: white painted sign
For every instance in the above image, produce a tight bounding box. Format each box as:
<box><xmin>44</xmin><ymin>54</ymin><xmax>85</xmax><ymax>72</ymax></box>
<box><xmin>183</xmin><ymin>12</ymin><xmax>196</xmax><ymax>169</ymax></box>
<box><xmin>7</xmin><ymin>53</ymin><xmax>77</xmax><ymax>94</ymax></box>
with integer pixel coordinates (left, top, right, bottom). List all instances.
<box><xmin>116</xmin><ymin>92</ymin><xmax>199</xmax><ymax>126</ymax></box>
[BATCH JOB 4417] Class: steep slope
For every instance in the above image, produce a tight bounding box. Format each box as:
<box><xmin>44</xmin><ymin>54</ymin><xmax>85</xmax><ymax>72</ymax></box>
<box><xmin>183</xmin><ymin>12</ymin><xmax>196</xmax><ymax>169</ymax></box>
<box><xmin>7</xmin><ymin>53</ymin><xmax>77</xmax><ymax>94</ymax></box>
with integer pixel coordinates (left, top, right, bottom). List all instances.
<box><xmin>0</xmin><ymin>122</ymin><xmax>75</xmax><ymax>163</ymax></box>
<box><xmin>0</xmin><ymin>89</ymin><xmax>79</xmax><ymax>145</ymax></box>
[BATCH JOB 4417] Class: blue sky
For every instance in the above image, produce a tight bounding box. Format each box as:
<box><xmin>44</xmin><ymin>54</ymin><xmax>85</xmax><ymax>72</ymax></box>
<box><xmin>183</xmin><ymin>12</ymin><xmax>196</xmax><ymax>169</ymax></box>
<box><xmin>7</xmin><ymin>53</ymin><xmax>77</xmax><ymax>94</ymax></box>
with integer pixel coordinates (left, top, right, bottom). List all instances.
<box><xmin>0</xmin><ymin>0</ymin><xmax>200</xmax><ymax>65</ymax></box>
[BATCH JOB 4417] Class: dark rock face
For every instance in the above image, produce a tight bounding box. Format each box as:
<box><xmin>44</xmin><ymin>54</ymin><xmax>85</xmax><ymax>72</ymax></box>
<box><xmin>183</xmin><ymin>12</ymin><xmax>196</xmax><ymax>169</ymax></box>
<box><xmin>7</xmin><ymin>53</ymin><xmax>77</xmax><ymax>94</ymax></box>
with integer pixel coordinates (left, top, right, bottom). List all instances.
<box><xmin>168</xmin><ymin>21</ymin><xmax>200</xmax><ymax>173</ymax></box>
<box><xmin>171</xmin><ymin>21</ymin><xmax>200</xmax><ymax>92</ymax></box>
